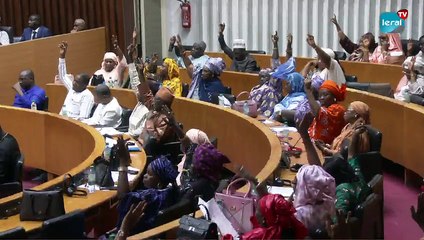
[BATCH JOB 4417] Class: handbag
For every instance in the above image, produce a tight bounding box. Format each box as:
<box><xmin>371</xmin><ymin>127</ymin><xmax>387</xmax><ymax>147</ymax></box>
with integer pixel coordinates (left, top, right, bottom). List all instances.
<box><xmin>215</xmin><ymin>178</ymin><xmax>256</xmax><ymax>234</ymax></box>
<box><xmin>63</xmin><ymin>173</ymin><xmax>88</xmax><ymax>197</ymax></box>
<box><xmin>93</xmin><ymin>157</ymin><xmax>115</xmax><ymax>187</ymax></box>
<box><xmin>177</xmin><ymin>204</ymin><xmax>218</xmax><ymax>240</ymax></box>
<box><xmin>19</xmin><ymin>189</ymin><xmax>65</xmax><ymax>221</ymax></box>
<box><xmin>231</xmin><ymin>91</ymin><xmax>258</xmax><ymax>118</ymax></box>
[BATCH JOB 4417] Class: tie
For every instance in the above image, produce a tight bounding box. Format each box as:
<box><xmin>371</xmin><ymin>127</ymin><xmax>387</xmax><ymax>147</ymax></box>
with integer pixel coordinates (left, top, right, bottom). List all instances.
<box><xmin>31</xmin><ymin>30</ymin><xmax>37</xmax><ymax>40</ymax></box>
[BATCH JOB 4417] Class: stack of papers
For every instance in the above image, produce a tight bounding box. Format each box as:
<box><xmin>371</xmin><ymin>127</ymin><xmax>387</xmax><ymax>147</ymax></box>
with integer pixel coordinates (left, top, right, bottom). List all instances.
<box><xmin>96</xmin><ymin>127</ymin><xmax>123</xmax><ymax>136</ymax></box>
<box><xmin>267</xmin><ymin>185</ymin><xmax>294</xmax><ymax>198</ymax></box>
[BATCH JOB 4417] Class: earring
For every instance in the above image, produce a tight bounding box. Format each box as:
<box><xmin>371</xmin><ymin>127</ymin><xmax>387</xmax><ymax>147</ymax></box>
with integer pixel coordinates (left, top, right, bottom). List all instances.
<box><xmin>355</xmin><ymin>114</ymin><xmax>358</xmax><ymax>118</ymax></box>
<box><xmin>334</xmin><ymin>98</ymin><xmax>337</xmax><ymax>102</ymax></box>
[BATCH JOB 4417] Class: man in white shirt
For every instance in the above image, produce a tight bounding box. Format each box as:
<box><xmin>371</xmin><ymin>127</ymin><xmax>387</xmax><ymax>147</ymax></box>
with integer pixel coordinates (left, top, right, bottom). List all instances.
<box><xmin>57</xmin><ymin>41</ymin><xmax>94</xmax><ymax>120</ymax></box>
<box><xmin>82</xmin><ymin>85</ymin><xmax>122</xmax><ymax>128</ymax></box>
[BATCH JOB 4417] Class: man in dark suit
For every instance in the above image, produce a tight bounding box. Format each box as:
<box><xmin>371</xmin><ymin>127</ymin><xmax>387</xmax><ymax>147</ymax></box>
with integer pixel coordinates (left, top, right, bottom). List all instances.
<box><xmin>20</xmin><ymin>14</ymin><xmax>52</xmax><ymax>41</ymax></box>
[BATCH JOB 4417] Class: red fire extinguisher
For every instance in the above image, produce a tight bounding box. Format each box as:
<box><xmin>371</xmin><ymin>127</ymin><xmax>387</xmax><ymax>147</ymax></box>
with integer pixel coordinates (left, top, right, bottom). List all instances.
<box><xmin>180</xmin><ymin>0</ymin><xmax>191</xmax><ymax>28</ymax></box>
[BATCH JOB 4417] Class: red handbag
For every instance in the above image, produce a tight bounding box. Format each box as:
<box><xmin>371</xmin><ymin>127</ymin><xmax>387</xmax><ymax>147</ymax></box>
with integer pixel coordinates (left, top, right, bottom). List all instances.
<box><xmin>215</xmin><ymin>178</ymin><xmax>257</xmax><ymax>234</ymax></box>
<box><xmin>231</xmin><ymin>91</ymin><xmax>258</xmax><ymax>118</ymax></box>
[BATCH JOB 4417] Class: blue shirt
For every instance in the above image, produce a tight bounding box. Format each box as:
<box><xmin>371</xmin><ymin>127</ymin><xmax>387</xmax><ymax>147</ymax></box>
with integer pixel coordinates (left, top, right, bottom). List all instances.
<box><xmin>13</xmin><ymin>85</ymin><xmax>46</xmax><ymax>110</ymax></box>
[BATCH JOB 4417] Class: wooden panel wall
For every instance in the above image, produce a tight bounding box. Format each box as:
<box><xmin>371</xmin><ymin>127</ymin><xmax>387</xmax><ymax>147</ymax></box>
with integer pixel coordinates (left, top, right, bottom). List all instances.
<box><xmin>0</xmin><ymin>0</ymin><xmax>133</xmax><ymax>49</ymax></box>
<box><xmin>0</xmin><ymin>28</ymin><xmax>106</xmax><ymax>105</ymax></box>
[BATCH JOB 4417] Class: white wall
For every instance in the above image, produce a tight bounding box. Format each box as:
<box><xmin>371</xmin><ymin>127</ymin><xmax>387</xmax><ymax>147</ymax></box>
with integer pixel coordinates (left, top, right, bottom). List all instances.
<box><xmin>161</xmin><ymin>0</ymin><xmax>424</xmax><ymax>58</ymax></box>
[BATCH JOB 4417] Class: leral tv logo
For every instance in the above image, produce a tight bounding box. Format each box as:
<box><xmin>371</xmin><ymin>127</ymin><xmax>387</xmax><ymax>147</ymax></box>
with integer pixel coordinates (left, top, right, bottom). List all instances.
<box><xmin>380</xmin><ymin>9</ymin><xmax>408</xmax><ymax>33</ymax></box>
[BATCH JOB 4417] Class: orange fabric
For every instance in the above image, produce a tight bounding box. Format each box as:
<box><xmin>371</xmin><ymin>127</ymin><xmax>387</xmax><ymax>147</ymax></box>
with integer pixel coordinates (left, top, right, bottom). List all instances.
<box><xmin>320</xmin><ymin>80</ymin><xmax>347</xmax><ymax>101</ymax></box>
<box><xmin>309</xmin><ymin>104</ymin><xmax>346</xmax><ymax>144</ymax></box>
<box><xmin>331</xmin><ymin>118</ymin><xmax>370</xmax><ymax>153</ymax></box>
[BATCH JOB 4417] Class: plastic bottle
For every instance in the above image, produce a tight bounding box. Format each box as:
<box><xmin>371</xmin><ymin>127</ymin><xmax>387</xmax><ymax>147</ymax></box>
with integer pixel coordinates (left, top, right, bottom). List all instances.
<box><xmin>87</xmin><ymin>166</ymin><xmax>96</xmax><ymax>193</ymax></box>
<box><xmin>61</xmin><ymin>105</ymin><xmax>67</xmax><ymax>116</ymax></box>
<box><xmin>31</xmin><ymin>101</ymin><xmax>37</xmax><ymax>110</ymax></box>
<box><xmin>243</xmin><ymin>101</ymin><xmax>249</xmax><ymax>115</ymax></box>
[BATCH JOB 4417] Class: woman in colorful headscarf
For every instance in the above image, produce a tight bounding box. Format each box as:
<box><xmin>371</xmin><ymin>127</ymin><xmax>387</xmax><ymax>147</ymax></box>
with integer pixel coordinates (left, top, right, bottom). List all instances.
<box><xmin>159</xmin><ymin>58</ymin><xmax>182</xmax><ymax>97</ymax></box>
<box><xmin>180</xmin><ymin>143</ymin><xmax>230</xmax><ymax>201</ymax></box>
<box><xmin>316</xmin><ymin>101</ymin><xmax>370</xmax><ymax>156</ymax></box>
<box><xmin>305</xmin><ymin>79</ymin><xmax>346</xmax><ymax>144</ymax></box>
<box><xmin>271</xmin><ymin>72</ymin><xmax>306</xmax><ymax>123</ymax></box>
<box><xmin>91</xmin><ymin>36</ymin><xmax>128</xmax><ymax>88</ymax></box>
<box><xmin>294</xmin><ymin>165</ymin><xmax>336</xmax><ymax>231</ymax></box>
<box><xmin>294</xmin><ymin>75</ymin><xmax>325</xmax><ymax>125</ymax></box>
<box><xmin>176</xmin><ymin>129</ymin><xmax>210</xmax><ymax>185</ymax></box>
<box><xmin>241</xmin><ymin>194</ymin><xmax>308</xmax><ymax>240</ymax></box>
<box><xmin>395</xmin><ymin>35</ymin><xmax>424</xmax><ymax>102</ymax></box>
<box><xmin>116</xmin><ymin>136</ymin><xmax>179</xmax><ymax>235</ymax></box>
<box><xmin>331</xmin><ymin>14</ymin><xmax>377</xmax><ymax>62</ymax></box>
<box><xmin>370</xmin><ymin>33</ymin><xmax>405</xmax><ymax>65</ymax></box>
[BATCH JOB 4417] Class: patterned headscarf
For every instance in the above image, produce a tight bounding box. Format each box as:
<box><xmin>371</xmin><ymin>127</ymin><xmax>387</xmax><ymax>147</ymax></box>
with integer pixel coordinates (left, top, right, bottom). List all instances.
<box><xmin>150</xmin><ymin>156</ymin><xmax>178</xmax><ymax>185</ymax></box>
<box><xmin>163</xmin><ymin>58</ymin><xmax>180</xmax><ymax>79</ymax></box>
<box><xmin>271</xmin><ymin>57</ymin><xmax>296</xmax><ymax>80</ymax></box>
<box><xmin>311</xmin><ymin>74</ymin><xmax>325</xmax><ymax>91</ymax></box>
<box><xmin>186</xmin><ymin>129</ymin><xmax>210</xmax><ymax>145</ymax></box>
<box><xmin>350</xmin><ymin>101</ymin><xmax>371</xmax><ymax>124</ymax></box>
<box><xmin>320</xmin><ymin>80</ymin><xmax>347</xmax><ymax>101</ymax></box>
<box><xmin>285</xmin><ymin>72</ymin><xmax>305</xmax><ymax>93</ymax></box>
<box><xmin>204</xmin><ymin>57</ymin><xmax>226</xmax><ymax>76</ymax></box>
<box><xmin>193</xmin><ymin>143</ymin><xmax>230</xmax><ymax>182</ymax></box>
<box><xmin>242</xmin><ymin>194</ymin><xmax>308</xmax><ymax>240</ymax></box>
<box><xmin>294</xmin><ymin>165</ymin><xmax>336</xmax><ymax>229</ymax></box>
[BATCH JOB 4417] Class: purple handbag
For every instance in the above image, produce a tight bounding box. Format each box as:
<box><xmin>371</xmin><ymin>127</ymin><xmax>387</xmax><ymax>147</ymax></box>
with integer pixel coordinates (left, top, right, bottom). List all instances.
<box><xmin>214</xmin><ymin>178</ymin><xmax>256</xmax><ymax>234</ymax></box>
<box><xmin>231</xmin><ymin>91</ymin><xmax>258</xmax><ymax>118</ymax></box>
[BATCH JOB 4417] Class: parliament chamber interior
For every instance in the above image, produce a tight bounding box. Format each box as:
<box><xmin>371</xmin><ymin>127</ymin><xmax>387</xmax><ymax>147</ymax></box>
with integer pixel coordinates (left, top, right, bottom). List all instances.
<box><xmin>0</xmin><ymin>0</ymin><xmax>423</xmax><ymax>239</ymax></box>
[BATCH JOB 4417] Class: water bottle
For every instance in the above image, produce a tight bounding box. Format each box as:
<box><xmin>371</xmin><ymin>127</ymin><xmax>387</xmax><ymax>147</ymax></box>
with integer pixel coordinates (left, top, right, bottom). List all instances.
<box><xmin>31</xmin><ymin>101</ymin><xmax>37</xmax><ymax>110</ymax></box>
<box><xmin>61</xmin><ymin>105</ymin><xmax>67</xmax><ymax>116</ymax></box>
<box><xmin>87</xmin><ymin>166</ymin><xmax>96</xmax><ymax>193</ymax></box>
<box><xmin>103</xmin><ymin>145</ymin><xmax>112</xmax><ymax>161</ymax></box>
<box><xmin>243</xmin><ymin>101</ymin><xmax>249</xmax><ymax>115</ymax></box>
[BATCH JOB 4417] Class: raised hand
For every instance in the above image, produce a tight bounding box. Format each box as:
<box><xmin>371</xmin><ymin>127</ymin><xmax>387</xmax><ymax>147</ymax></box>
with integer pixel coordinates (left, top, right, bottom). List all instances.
<box><xmin>326</xmin><ymin>210</ymin><xmax>352</xmax><ymax>239</ymax></box>
<box><xmin>112</xmin><ymin>35</ymin><xmax>119</xmax><ymax>49</ymax></box>
<box><xmin>287</xmin><ymin>33</ymin><xmax>293</xmax><ymax>45</ymax></box>
<box><xmin>127</xmin><ymin>43</ymin><xmax>138</xmax><ymax>63</ymax></box>
<box><xmin>120</xmin><ymin>201</ymin><xmax>147</xmax><ymax>234</ymax></box>
<box><xmin>132</xmin><ymin>27</ymin><xmax>137</xmax><ymax>45</ymax></box>
<box><xmin>169</xmin><ymin>36</ymin><xmax>176</xmax><ymax>46</ymax></box>
<box><xmin>330</xmin><ymin>14</ymin><xmax>338</xmax><ymax>25</ymax></box>
<box><xmin>304</xmin><ymin>78</ymin><xmax>312</xmax><ymax>91</ymax></box>
<box><xmin>271</xmin><ymin>31</ymin><xmax>279</xmax><ymax>45</ymax></box>
<box><xmin>161</xmin><ymin>105</ymin><xmax>177</xmax><ymax>127</ymax></box>
<box><xmin>116</xmin><ymin>136</ymin><xmax>131</xmax><ymax>167</ymax></box>
<box><xmin>306</xmin><ymin>34</ymin><xmax>317</xmax><ymax>48</ymax></box>
<box><xmin>175</xmin><ymin>34</ymin><xmax>183</xmax><ymax>50</ymax></box>
<box><xmin>151</xmin><ymin>53</ymin><xmax>159</xmax><ymax>63</ymax></box>
<box><xmin>411</xmin><ymin>192</ymin><xmax>424</xmax><ymax>231</ymax></box>
<box><xmin>58</xmin><ymin>41</ymin><xmax>68</xmax><ymax>58</ymax></box>
<box><xmin>218</xmin><ymin>23</ymin><xmax>226</xmax><ymax>34</ymax></box>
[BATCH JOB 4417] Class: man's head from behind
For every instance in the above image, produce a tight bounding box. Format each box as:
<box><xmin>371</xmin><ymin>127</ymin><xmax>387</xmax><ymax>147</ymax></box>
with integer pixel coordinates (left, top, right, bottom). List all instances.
<box><xmin>153</xmin><ymin>87</ymin><xmax>174</xmax><ymax>112</ymax></box>
<box><xmin>28</xmin><ymin>14</ymin><xmax>41</xmax><ymax>30</ymax></box>
<box><xmin>191</xmin><ymin>41</ymin><xmax>207</xmax><ymax>59</ymax></box>
<box><xmin>19</xmin><ymin>69</ymin><xmax>35</xmax><ymax>90</ymax></box>
<box><xmin>94</xmin><ymin>85</ymin><xmax>112</xmax><ymax>105</ymax></box>
<box><xmin>73</xmin><ymin>73</ymin><xmax>90</xmax><ymax>92</ymax></box>
<box><xmin>71</xmin><ymin>19</ymin><xmax>86</xmax><ymax>33</ymax></box>
<box><xmin>232</xmin><ymin>39</ymin><xmax>247</xmax><ymax>61</ymax></box>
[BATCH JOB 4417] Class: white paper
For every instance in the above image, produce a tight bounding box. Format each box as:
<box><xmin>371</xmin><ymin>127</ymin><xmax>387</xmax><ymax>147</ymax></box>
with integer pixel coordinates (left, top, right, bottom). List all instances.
<box><xmin>111</xmin><ymin>166</ymin><xmax>140</xmax><ymax>184</ymax></box>
<box><xmin>105</xmin><ymin>137</ymin><xmax>117</xmax><ymax>146</ymax></box>
<box><xmin>270</xmin><ymin>126</ymin><xmax>298</xmax><ymax>132</ymax></box>
<box><xmin>267</xmin><ymin>185</ymin><xmax>294</xmax><ymax>198</ymax></box>
<box><xmin>96</xmin><ymin>127</ymin><xmax>123</xmax><ymax>136</ymax></box>
<box><xmin>198</xmin><ymin>197</ymin><xmax>239</xmax><ymax>238</ymax></box>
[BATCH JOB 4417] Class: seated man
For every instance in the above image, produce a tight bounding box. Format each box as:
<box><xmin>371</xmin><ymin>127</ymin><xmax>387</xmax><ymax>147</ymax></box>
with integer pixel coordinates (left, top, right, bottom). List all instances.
<box><xmin>218</xmin><ymin>23</ymin><xmax>260</xmax><ymax>73</ymax></box>
<box><xmin>70</xmin><ymin>18</ymin><xmax>86</xmax><ymax>33</ymax></box>
<box><xmin>82</xmin><ymin>85</ymin><xmax>122</xmax><ymax>128</ymax></box>
<box><xmin>0</xmin><ymin>125</ymin><xmax>21</xmax><ymax>184</ymax></box>
<box><xmin>20</xmin><ymin>14</ymin><xmax>52</xmax><ymax>41</ymax></box>
<box><xmin>12</xmin><ymin>69</ymin><xmax>46</xmax><ymax>110</ymax></box>
<box><xmin>57</xmin><ymin>41</ymin><xmax>94</xmax><ymax>120</ymax></box>
<box><xmin>0</xmin><ymin>16</ymin><xmax>10</xmax><ymax>45</ymax></box>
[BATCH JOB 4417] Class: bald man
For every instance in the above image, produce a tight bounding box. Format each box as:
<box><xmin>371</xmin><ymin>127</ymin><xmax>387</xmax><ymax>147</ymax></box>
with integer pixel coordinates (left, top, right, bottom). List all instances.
<box><xmin>82</xmin><ymin>85</ymin><xmax>122</xmax><ymax>128</ymax></box>
<box><xmin>170</xmin><ymin>37</ymin><xmax>210</xmax><ymax>71</ymax></box>
<box><xmin>70</xmin><ymin>19</ymin><xmax>86</xmax><ymax>33</ymax></box>
<box><xmin>12</xmin><ymin>69</ymin><xmax>46</xmax><ymax>110</ymax></box>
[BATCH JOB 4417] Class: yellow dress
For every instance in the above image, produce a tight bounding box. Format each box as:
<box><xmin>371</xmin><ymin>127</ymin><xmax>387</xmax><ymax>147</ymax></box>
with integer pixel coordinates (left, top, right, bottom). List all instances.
<box><xmin>162</xmin><ymin>77</ymin><xmax>182</xmax><ymax>97</ymax></box>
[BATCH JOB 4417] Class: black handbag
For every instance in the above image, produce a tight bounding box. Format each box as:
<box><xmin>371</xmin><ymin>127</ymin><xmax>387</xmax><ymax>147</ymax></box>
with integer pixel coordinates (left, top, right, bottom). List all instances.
<box><xmin>93</xmin><ymin>157</ymin><xmax>114</xmax><ymax>187</ymax></box>
<box><xmin>19</xmin><ymin>189</ymin><xmax>65</xmax><ymax>221</ymax></box>
<box><xmin>176</xmin><ymin>204</ymin><xmax>218</xmax><ymax>240</ymax></box>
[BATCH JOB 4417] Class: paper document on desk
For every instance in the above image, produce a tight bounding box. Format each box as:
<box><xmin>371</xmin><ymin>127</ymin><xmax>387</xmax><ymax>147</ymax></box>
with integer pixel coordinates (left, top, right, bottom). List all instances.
<box><xmin>111</xmin><ymin>166</ymin><xmax>140</xmax><ymax>184</ymax></box>
<box><xmin>105</xmin><ymin>137</ymin><xmax>117</xmax><ymax>146</ymax></box>
<box><xmin>96</xmin><ymin>127</ymin><xmax>123</xmax><ymax>136</ymax></box>
<box><xmin>270</xmin><ymin>126</ymin><xmax>298</xmax><ymax>133</ymax></box>
<box><xmin>267</xmin><ymin>185</ymin><xmax>294</xmax><ymax>198</ymax></box>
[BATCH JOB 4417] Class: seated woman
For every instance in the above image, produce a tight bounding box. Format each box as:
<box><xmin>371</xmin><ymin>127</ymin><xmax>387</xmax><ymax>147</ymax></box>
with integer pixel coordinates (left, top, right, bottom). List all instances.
<box><xmin>316</xmin><ymin>101</ymin><xmax>370</xmax><ymax>156</ymax></box>
<box><xmin>331</xmin><ymin>14</ymin><xmax>377</xmax><ymax>62</ymax></box>
<box><xmin>91</xmin><ymin>35</ymin><xmax>128</xmax><ymax>88</ymax></box>
<box><xmin>176</xmin><ymin>129</ymin><xmax>211</xmax><ymax>185</ymax></box>
<box><xmin>181</xmin><ymin>48</ymin><xmax>227</xmax><ymax>103</ymax></box>
<box><xmin>271</xmin><ymin>72</ymin><xmax>306</xmax><ymax>124</ymax></box>
<box><xmin>116</xmin><ymin>137</ymin><xmax>178</xmax><ymax>235</ymax></box>
<box><xmin>179</xmin><ymin>143</ymin><xmax>230</xmax><ymax>201</ymax></box>
<box><xmin>159</xmin><ymin>58</ymin><xmax>182</xmax><ymax>97</ymax></box>
<box><xmin>294</xmin><ymin>165</ymin><xmax>336</xmax><ymax>231</ymax></box>
<box><xmin>241</xmin><ymin>194</ymin><xmax>308</xmax><ymax>240</ymax></box>
<box><xmin>305</xmin><ymin>79</ymin><xmax>346</xmax><ymax>144</ymax></box>
<box><xmin>394</xmin><ymin>35</ymin><xmax>424</xmax><ymax>102</ymax></box>
<box><xmin>370</xmin><ymin>33</ymin><xmax>405</xmax><ymax>65</ymax></box>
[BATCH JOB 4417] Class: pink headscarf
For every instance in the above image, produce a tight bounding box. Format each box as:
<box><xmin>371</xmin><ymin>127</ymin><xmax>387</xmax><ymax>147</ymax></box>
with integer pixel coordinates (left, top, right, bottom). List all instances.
<box><xmin>294</xmin><ymin>165</ymin><xmax>336</xmax><ymax>230</ymax></box>
<box><xmin>370</xmin><ymin>33</ymin><xmax>404</xmax><ymax>64</ymax></box>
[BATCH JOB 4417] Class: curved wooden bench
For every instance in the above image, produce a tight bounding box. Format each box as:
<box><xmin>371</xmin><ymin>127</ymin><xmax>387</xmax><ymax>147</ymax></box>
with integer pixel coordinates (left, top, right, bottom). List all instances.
<box><xmin>0</xmin><ymin>105</ymin><xmax>146</xmax><ymax>233</ymax></box>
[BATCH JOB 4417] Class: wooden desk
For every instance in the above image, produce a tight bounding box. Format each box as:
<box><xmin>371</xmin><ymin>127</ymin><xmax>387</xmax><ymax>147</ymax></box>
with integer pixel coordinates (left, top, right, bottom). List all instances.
<box><xmin>0</xmin><ymin>105</ymin><xmax>146</xmax><ymax>233</ymax></box>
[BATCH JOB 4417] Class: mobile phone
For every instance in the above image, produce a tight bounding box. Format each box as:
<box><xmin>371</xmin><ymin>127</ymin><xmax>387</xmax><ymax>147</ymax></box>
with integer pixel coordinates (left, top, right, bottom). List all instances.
<box><xmin>128</xmin><ymin>169</ymin><xmax>139</xmax><ymax>175</ymax></box>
